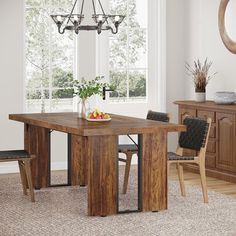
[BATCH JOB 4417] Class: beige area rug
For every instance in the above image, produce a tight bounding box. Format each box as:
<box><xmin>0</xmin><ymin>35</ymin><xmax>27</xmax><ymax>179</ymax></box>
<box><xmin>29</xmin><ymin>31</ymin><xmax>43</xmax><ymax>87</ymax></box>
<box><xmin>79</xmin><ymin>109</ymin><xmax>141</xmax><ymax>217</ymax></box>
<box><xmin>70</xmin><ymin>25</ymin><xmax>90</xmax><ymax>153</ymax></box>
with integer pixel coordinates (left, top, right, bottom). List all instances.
<box><xmin>0</xmin><ymin>167</ymin><xmax>236</xmax><ymax>236</ymax></box>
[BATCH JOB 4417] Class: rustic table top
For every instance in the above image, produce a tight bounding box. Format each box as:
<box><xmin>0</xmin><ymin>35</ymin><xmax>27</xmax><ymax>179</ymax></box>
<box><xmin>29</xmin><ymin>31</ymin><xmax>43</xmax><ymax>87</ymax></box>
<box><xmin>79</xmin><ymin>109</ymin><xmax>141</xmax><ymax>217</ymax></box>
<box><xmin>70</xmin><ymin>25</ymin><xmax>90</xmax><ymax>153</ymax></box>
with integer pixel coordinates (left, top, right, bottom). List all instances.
<box><xmin>9</xmin><ymin>112</ymin><xmax>185</xmax><ymax>136</ymax></box>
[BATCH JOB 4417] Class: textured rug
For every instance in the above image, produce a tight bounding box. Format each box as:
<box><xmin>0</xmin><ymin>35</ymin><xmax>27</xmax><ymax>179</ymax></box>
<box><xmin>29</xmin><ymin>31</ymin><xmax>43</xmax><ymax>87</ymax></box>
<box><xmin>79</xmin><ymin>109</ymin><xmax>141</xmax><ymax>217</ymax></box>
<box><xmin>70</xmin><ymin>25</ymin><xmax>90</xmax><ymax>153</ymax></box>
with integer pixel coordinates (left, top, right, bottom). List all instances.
<box><xmin>0</xmin><ymin>168</ymin><xmax>236</xmax><ymax>236</ymax></box>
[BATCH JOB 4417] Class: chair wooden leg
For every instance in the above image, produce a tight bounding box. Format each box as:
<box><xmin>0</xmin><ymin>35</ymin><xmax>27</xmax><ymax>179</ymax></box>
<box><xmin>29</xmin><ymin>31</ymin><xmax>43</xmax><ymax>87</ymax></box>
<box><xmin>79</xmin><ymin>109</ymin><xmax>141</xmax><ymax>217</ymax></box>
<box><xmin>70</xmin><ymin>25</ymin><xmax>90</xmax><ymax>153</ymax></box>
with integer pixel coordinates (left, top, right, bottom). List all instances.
<box><xmin>123</xmin><ymin>152</ymin><xmax>133</xmax><ymax>194</ymax></box>
<box><xmin>199</xmin><ymin>163</ymin><xmax>208</xmax><ymax>203</ymax></box>
<box><xmin>167</xmin><ymin>161</ymin><xmax>170</xmax><ymax>176</ymax></box>
<box><xmin>18</xmin><ymin>161</ymin><xmax>27</xmax><ymax>195</ymax></box>
<box><xmin>24</xmin><ymin>159</ymin><xmax>35</xmax><ymax>202</ymax></box>
<box><xmin>176</xmin><ymin>163</ymin><xmax>186</xmax><ymax>197</ymax></box>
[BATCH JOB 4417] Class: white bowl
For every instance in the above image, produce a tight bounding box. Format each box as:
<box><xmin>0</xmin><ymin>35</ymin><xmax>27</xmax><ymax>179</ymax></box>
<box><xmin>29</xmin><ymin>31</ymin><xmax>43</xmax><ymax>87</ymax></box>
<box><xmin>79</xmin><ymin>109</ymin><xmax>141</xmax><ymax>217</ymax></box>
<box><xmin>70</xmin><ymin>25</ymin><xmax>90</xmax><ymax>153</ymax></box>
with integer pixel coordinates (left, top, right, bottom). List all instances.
<box><xmin>214</xmin><ymin>91</ymin><xmax>236</xmax><ymax>104</ymax></box>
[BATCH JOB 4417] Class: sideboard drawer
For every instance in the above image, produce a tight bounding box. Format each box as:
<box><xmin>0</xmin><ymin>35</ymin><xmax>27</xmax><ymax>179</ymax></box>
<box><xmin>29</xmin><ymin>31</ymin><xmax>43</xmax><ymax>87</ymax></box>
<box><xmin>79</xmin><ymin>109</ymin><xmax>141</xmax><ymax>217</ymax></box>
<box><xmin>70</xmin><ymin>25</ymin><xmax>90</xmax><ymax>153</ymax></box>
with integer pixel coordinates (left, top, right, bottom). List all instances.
<box><xmin>179</xmin><ymin>108</ymin><xmax>196</xmax><ymax>122</ymax></box>
<box><xmin>197</xmin><ymin>110</ymin><xmax>215</xmax><ymax>123</ymax></box>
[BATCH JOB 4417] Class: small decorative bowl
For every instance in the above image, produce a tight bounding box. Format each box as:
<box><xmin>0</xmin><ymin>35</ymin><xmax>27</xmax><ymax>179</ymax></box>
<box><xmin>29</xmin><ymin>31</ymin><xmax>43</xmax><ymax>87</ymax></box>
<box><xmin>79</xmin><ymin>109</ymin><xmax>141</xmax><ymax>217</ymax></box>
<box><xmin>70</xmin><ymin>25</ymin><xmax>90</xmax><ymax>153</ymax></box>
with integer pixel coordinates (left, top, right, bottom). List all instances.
<box><xmin>214</xmin><ymin>91</ymin><xmax>236</xmax><ymax>104</ymax></box>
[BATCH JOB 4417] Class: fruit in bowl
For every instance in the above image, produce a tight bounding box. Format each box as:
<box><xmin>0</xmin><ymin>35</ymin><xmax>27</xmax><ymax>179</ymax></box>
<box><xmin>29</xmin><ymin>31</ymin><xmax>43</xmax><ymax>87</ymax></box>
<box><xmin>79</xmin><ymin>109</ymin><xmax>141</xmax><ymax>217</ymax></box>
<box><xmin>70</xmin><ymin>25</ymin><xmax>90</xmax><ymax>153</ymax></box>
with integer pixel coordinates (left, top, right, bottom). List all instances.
<box><xmin>87</xmin><ymin>109</ymin><xmax>111</xmax><ymax>120</ymax></box>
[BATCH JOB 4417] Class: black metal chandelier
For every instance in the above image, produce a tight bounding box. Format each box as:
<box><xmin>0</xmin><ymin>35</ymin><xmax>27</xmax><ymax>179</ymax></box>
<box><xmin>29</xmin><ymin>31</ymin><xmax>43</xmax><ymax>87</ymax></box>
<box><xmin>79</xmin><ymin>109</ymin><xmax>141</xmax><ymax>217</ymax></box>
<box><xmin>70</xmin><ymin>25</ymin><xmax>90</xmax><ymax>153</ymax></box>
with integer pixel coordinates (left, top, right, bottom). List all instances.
<box><xmin>51</xmin><ymin>0</ymin><xmax>125</xmax><ymax>35</ymax></box>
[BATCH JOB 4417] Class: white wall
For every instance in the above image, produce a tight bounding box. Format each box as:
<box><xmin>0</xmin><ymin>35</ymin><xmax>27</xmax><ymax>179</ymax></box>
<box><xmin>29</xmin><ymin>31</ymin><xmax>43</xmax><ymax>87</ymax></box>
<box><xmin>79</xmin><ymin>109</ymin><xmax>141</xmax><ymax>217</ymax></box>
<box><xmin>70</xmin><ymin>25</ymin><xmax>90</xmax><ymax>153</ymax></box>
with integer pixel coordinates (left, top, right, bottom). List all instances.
<box><xmin>0</xmin><ymin>0</ymin><xmax>24</xmax><ymax>149</ymax></box>
<box><xmin>0</xmin><ymin>0</ymin><xmax>24</xmax><ymax>147</ymax></box>
<box><xmin>170</xmin><ymin>0</ymin><xmax>236</xmax><ymax>100</ymax></box>
<box><xmin>166</xmin><ymin>0</ymin><xmax>186</xmax><ymax>150</ymax></box>
<box><xmin>0</xmin><ymin>0</ymin><xmax>68</xmax><ymax>173</ymax></box>
<box><xmin>166</xmin><ymin>0</ymin><xmax>236</xmax><ymax>150</ymax></box>
<box><xmin>0</xmin><ymin>0</ymin><xmax>25</xmax><ymax>172</ymax></box>
<box><xmin>184</xmin><ymin>0</ymin><xmax>236</xmax><ymax>99</ymax></box>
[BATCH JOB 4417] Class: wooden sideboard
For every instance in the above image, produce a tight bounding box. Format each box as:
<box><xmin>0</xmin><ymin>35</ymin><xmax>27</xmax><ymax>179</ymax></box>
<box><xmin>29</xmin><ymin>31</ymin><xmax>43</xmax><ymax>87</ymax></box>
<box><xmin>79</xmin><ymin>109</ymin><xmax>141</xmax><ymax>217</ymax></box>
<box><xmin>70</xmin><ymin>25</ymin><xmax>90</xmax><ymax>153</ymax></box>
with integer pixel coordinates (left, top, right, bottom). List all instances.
<box><xmin>175</xmin><ymin>100</ymin><xmax>236</xmax><ymax>183</ymax></box>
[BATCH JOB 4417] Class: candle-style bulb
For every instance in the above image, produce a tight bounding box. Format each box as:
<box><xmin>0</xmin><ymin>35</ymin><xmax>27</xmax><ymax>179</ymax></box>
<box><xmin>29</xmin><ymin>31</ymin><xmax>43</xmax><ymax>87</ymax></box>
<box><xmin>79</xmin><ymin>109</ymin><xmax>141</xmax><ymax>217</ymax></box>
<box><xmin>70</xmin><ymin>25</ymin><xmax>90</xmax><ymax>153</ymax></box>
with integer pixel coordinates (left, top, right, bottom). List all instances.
<box><xmin>114</xmin><ymin>15</ymin><xmax>120</xmax><ymax>22</ymax></box>
<box><xmin>57</xmin><ymin>15</ymin><xmax>62</xmax><ymax>22</ymax></box>
<box><xmin>74</xmin><ymin>15</ymin><xmax>78</xmax><ymax>22</ymax></box>
<box><xmin>98</xmin><ymin>15</ymin><xmax>103</xmax><ymax>22</ymax></box>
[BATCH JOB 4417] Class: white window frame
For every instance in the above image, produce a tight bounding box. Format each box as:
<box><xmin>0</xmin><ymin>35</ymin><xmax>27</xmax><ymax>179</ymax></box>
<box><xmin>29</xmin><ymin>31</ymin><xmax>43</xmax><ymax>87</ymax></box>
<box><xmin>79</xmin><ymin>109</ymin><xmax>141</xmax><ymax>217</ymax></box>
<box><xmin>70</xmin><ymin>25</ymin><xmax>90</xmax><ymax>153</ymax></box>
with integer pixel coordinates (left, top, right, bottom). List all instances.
<box><xmin>24</xmin><ymin>0</ymin><xmax>77</xmax><ymax>113</ymax></box>
<box><xmin>96</xmin><ymin>0</ymin><xmax>166</xmax><ymax>110</ymax></box>
<box><xmin>23</xmin><ymin>0</ymin><xmax>166</xmax><ymax>112</ymax></box>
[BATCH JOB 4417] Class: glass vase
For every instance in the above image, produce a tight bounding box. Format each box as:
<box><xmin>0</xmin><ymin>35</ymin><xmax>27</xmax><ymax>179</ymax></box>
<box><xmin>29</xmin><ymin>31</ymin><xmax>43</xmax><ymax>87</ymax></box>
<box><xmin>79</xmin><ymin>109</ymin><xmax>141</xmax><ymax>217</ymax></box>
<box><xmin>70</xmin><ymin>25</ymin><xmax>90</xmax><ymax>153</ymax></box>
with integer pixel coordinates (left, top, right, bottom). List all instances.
<box><xmin>77</xmin><ymin>98</ymin><xmax>90</xmax><ymax>119</ymax></box>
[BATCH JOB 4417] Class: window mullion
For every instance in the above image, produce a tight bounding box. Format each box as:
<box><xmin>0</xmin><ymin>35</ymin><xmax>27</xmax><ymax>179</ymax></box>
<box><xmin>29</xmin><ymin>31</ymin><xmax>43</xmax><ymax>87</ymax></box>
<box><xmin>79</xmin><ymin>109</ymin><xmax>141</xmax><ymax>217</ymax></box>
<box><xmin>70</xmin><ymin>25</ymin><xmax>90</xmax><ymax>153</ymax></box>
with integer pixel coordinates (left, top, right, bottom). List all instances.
<box><xmin>126</xmin><ymin>0</ymin><xmax>130</xmax><ymax>100</ymax></box>
<box><xmin>49</xmin><ymin>0</ymin><xmax>53</xmax><ymax>112</ymax></box>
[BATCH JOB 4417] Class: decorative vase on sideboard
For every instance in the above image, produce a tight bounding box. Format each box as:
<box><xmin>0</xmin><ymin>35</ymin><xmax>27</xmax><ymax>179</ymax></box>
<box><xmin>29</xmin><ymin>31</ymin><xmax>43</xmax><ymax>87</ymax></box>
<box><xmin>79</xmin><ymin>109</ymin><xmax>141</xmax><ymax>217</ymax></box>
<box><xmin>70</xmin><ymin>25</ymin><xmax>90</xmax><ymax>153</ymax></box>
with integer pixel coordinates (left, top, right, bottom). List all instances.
<box><xmin>195</xmin><ymin>88</ymin><xmax>206</xmax><ymax>102</ymax></box>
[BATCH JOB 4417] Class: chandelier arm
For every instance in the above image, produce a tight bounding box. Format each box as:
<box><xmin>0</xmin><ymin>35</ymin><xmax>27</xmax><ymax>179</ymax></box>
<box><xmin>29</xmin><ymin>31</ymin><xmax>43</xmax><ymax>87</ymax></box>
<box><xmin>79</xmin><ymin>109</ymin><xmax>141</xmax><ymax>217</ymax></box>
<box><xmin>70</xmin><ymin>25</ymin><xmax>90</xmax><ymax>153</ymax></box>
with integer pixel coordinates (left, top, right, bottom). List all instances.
<box><xmin>67</xmin><ymin>0</ymin><xmax>78</xmax><ymax>24</ymax></box>
<box><xmin>98</xmin><ymin>0</ymin><xmax>109</xmax><ymax>24</ymax></box>
<box><xmin>107</xmin><ymin>25</ymin><xmax>118</xmax><ymax>34</ymax></box>
<box><xmin>97</xmin><ymin>23</ymin><xmax>102</xmax><ymax>34</ymax></box>
<box><xmin>92</xmin><ymin>0</ymin><xmax>97</xmax><ymax>15</ymax></box>
<box><xmin>80</xmin><ymin>0</ymin><xmax>85</xmax><ymax>15</ymax></box>
<box><xmin>58</xmin><ymin>26</ymin><xmax>66</xmax><ymax>34</ymax></box>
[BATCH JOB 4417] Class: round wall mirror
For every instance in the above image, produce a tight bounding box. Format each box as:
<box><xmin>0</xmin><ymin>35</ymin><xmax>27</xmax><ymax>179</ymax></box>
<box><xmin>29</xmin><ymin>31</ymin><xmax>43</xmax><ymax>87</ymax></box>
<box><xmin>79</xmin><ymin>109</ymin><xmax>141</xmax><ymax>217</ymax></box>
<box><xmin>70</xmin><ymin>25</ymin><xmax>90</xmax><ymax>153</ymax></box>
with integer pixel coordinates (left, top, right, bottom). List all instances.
<box><xmin>218</xmin><ymin>0</ymin><xmax>236</xmax><ymax>54</ymax></box>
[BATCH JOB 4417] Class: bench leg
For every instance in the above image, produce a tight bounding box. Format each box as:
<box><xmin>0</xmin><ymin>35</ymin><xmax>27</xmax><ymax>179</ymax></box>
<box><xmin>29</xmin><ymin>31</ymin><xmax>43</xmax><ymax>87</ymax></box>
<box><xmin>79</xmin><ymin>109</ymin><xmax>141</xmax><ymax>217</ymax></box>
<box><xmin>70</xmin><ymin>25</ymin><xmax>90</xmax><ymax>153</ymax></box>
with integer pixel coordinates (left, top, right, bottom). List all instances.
<box><xmin>24</xmin><ymin>159</ymin><xmax>35</xmax><ymax>202</ymax></box>
<box><xmin>18</xmin><ymin>160</ymin><xmax>27</xmax><ymax>195</ymax></box>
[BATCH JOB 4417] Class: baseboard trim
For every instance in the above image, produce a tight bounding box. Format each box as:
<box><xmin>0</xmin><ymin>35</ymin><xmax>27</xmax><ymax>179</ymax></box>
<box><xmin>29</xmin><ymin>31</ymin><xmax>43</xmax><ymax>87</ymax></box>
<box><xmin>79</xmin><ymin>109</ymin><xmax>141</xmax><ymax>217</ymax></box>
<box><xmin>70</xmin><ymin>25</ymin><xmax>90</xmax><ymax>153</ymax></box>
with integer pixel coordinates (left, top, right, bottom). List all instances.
<box><xmin>0</xmin><ymin>161</ymin><xmax>67</xmax><ymax>174</ymax></box>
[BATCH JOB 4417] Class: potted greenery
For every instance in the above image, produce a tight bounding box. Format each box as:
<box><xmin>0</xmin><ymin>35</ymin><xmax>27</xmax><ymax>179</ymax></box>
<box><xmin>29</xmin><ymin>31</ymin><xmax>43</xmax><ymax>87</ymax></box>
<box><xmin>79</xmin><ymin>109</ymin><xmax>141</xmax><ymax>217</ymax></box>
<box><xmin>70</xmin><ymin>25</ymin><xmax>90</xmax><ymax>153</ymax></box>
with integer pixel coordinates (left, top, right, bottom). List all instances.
<box><xmin>185</xmin><ymin>58</ymin><xmax>216</xmax><ymax>102</ymax></box>
<box><xmin>72</xmin><ymin>76</ymin><xmax>110</xmax><ymax>118</ymax></box>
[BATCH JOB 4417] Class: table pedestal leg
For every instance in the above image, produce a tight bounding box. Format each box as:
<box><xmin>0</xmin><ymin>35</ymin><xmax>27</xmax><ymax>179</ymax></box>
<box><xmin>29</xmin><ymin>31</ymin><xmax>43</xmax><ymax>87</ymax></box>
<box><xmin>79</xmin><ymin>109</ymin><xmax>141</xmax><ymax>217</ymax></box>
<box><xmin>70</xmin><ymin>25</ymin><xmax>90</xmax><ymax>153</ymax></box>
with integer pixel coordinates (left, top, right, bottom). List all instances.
<box><xmin>87</xmin><ymin>135</ymin><xmax>118</xmax><ymax>216</ymax></box>
<box><xmin>70</xmin><ymin>135</ymin><xmax>88</xmax><ymax>186</ymax></box>
<box><xmin>141</xmin><ymin>132</ymin><xmax>167</xmax><ymax>211</ymax></box>
<box><xmin>24</xmin><ymin>124</ymin><xmax>50</xmax><ymax>189</ymax></box>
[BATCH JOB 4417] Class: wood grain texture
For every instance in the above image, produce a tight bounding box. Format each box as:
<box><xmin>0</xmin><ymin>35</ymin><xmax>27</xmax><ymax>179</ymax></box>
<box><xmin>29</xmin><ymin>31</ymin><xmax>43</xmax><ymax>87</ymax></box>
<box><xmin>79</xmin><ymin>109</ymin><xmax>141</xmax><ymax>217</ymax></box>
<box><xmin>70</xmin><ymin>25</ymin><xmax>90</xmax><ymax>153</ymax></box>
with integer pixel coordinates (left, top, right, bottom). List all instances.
<box><xmin>70</xmin><ymin>135</ymin><xmax>88</xmax><ymax>186</ymax></box>
<box><xmin>216</xmin><ymin>113</ymin><xmax>236</xmax><ymax>172</ymax></box>
<box><xmin>142</xmin><ymin>132</ymin><xmax>167</xmax><ymax>211</ymax></box>
<box><xmin>24</xmin><ymin>124</ymin><xmax>50</xmax><ymax>189</ymax></box>
<box><xmin>205</xmin><ymin>154</ymin><xmax>216</xmax><ymax>169</ymax></box>
<box><xmin>169</xmin><ymin>165</ymin><xmax>236</xmax><ymax>197</ymax></box>
<box><xmin>18</xmin><ymin>161</ymin><xmax>27</xmax><ymax>195</ymax></box>
<box><xmin>87</xmin><ymin>135</ymin><xmax>118</xmax><ymax>216</ymax></box>
<box><xmin>197</xmin><ymin>110</ymin><xmax>215</xmax><ymax>123</ymax></box>
<box><xmin>176</xmin><ymin>100</ymin><xmax>236</xmax><ymax>183</ymax></box>
<box><xmin>10</xmin><ymin>113</ymin><xmax>185</xmax><ymax>136</ymax></box>
<box><xmin>122</xmin><ymin>152</ymin><xmax>133</xmax><ymax>194</ymax></box>
<box><xmin>218</xmin><ymin>0</ymin><xmax>236</xmax><ymax>54</ymax></box>
<box><xmin>0</xmin><ymin>155</ymin><xmax>35</xmax><ymax>202</ymax></box>
<box><xmin>207</xmin><ymin>140</ymin><xmax>216</xmax><ymax>154</ymax></box>
<box><xmin>209</xmin><ymin>125</ymin><xmax>216</xmax><ymax>138</ymax></box>
<box><xmin>175</xmin><ymin>100</ymin><xmax>236</xmax><ymax>113</ymax></box>
<box><xmin>10</xmin><ymin>112</ymin><xmax>185</xmax><ymax>216</ymax></box>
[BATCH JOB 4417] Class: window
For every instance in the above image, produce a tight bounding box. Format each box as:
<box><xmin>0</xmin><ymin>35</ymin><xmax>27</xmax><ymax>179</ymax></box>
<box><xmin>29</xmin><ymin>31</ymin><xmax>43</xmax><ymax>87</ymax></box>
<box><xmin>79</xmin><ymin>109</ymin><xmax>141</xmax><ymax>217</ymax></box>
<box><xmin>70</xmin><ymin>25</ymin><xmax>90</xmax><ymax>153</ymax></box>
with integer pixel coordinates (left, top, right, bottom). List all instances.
<box><xmin>109</xmin><ymin>0</ymin><xmax>147</xmax><ymax>102</ymax></box>
<box><xmin>25</xmin><ymin>0</ymin><xmax>158</xmax><ymax>111</ymax></box>
<box><xmin>25</xmin><ymin>0</ymin><xmax>75</xmax><ymax>112</ymax></box>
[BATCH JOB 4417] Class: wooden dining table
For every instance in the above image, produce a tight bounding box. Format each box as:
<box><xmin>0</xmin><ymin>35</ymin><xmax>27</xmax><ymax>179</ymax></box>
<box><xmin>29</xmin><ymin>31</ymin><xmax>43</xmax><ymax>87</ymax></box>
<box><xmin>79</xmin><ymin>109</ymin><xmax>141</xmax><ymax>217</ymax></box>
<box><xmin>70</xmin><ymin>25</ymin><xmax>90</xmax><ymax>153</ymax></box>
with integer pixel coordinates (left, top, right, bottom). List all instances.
<box><xmin>9</xmin><ymin>112</ymin><xmax>185</xmax><ymax>216</ymax></box>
